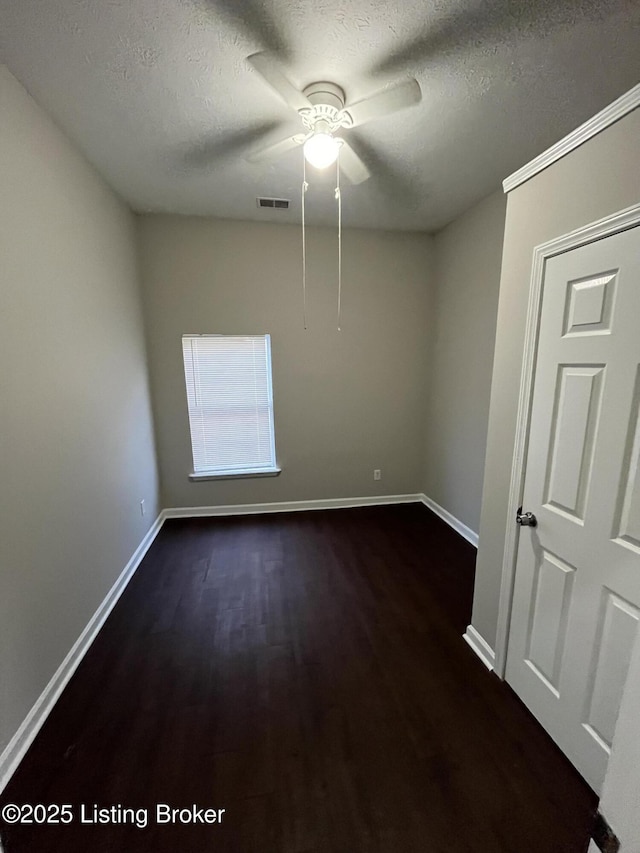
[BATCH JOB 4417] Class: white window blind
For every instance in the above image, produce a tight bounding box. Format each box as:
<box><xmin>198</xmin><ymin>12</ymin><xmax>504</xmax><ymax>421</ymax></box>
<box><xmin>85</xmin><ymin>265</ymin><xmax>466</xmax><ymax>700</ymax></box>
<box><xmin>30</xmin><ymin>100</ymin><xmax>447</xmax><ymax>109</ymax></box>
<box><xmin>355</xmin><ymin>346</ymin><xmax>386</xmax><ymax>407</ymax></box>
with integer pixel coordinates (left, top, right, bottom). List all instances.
<box><xmin>181</xmin><ymin>335</ymin><xmax>277</xmax><ymax>476</ymax></box>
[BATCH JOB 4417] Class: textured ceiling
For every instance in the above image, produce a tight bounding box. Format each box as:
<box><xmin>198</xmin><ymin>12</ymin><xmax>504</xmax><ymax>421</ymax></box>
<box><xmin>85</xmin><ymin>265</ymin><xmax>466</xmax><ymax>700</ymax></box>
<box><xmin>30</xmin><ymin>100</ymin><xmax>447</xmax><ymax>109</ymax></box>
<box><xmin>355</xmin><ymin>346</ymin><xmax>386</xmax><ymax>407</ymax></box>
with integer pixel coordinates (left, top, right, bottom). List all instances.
<box><xmin>1</xmin><ymin>0</ymin><xmax>639</xmax><ymax>231</ymax></box>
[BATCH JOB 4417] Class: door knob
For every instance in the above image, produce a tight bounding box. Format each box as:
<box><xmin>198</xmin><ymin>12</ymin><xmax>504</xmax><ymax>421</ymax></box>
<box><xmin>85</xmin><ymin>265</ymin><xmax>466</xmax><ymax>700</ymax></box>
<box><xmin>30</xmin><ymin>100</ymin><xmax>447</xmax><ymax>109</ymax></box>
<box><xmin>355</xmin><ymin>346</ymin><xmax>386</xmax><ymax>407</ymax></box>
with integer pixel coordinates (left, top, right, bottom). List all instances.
<box><xmin>516</xmin><ymin>506</ymin><xmax>537</xmax><ymax>527</ymax></box>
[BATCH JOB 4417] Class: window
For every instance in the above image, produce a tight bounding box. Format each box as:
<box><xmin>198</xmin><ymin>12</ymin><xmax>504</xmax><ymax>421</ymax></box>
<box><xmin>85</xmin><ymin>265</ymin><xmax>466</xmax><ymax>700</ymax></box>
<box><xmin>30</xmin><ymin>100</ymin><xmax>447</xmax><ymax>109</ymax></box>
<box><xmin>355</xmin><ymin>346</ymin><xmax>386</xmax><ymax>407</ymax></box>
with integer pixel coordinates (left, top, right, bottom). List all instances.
<box><xmin>181</xmin><ymin>334</ymin><xmax>278</xmax><ymax>479</ymax></box>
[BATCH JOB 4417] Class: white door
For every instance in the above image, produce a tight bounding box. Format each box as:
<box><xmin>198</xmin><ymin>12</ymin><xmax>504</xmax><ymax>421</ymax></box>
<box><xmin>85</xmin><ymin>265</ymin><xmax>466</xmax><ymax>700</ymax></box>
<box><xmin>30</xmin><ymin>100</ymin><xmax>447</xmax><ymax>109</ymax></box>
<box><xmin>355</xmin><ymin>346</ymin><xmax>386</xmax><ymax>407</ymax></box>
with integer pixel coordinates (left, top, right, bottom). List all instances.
<box><xmin>506</xmin><ymin>225</ymin><xmax>640</xmax><ymax>793</ymax></box>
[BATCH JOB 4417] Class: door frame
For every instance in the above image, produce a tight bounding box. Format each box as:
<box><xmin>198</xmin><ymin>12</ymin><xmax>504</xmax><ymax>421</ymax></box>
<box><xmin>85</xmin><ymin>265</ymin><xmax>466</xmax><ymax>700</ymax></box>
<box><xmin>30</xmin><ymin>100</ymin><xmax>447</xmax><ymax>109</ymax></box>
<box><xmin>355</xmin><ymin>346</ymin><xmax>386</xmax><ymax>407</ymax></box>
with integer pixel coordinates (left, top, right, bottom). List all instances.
<box><xmin>494</xmin><ymin>201</ymin><xmax>640</xmax><ymax>679</ymax></box>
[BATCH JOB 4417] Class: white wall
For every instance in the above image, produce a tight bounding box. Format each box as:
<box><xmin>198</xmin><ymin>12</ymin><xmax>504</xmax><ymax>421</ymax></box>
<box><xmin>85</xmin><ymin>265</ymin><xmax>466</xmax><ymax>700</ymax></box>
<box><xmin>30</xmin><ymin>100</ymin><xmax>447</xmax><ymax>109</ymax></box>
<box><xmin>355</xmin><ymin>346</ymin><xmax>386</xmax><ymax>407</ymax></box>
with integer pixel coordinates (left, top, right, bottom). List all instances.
<box><xmin>137</xmin><ymin>215</ymin><xmax>433</xmax><ymax>508</ymax></box>
<box><xmin>473</xmin><ymin>107</ymin><xmax>640</xmax><ymax>652</ymax></box>
<box><xmin>0</xmin><ymin>67</ymin><xmax>159</xmax><ymax>761</ymax></box>
<box><xmin>423</xmin><ymin>190</ymin><xmax>506</xmax><ymax>534</ymax></box>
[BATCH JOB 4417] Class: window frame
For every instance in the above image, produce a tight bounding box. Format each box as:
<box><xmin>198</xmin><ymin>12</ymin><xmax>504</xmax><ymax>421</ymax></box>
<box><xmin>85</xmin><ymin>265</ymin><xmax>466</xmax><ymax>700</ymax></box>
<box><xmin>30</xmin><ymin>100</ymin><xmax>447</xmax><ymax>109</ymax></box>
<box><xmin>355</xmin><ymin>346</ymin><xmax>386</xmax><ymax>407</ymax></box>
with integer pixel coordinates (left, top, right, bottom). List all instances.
<box><xmin>181</xmin><ymin>333</ymin><xmax>280</xmax><ymax>481</ymax></box>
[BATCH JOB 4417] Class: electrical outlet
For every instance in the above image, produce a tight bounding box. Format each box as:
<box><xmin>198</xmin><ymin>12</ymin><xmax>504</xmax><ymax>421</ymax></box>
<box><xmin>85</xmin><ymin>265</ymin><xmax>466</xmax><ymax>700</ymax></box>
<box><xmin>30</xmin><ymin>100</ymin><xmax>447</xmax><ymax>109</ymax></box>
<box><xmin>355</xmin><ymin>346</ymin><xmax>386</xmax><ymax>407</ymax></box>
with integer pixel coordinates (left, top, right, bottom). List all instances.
<box><xmin>140</xmin><ymin>499</ymin><xmax>145</xmax><ymax>517</ymax></box>
<box><xmin>374</xmin><ymin>469</ymin><xmax>381</xmax><ymax>481</ymax></box>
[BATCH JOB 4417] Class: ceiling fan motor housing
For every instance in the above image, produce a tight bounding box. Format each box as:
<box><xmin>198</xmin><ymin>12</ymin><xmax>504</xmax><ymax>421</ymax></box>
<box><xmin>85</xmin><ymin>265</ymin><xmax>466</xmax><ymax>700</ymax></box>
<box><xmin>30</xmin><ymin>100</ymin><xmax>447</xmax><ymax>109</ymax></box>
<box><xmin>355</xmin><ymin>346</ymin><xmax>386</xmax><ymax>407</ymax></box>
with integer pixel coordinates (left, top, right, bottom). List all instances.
<box><xmin>300</xmin><ymin>82</ymin><xmax>347</xmax><ymax>133</ymax></box>
<box><xmin>303</xmin><ymin>81</ymin><xmax>345</xmax><ymax>109</ymax></box>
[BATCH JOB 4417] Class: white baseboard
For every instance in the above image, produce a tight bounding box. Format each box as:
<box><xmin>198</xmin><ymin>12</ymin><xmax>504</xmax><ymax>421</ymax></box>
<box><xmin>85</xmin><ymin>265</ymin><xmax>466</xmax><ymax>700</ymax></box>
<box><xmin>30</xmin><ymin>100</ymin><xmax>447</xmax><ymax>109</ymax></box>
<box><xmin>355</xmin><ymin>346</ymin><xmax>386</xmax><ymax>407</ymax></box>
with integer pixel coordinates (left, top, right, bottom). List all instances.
<box><xmin>419</xmin><ymin>494</ymin><xmax>479</xmax><ymax>547</ymax></box>
<box><xmin>163</xmin><ymin>493</ymin><xmax>423</xmax><ymax>519</ymax></box>
<box><xmin>463</xmin><ymin>625</ymin><xmax>496</xmax><ymax>672</ymax></box>
<box><xmin>419</xmin><ymin>500</ymin><xmax>490</xmax><ymax>671</ymax></box>
<box><xmin>0</xmin><ymin>514</ymin><xmax>164</xmax><ymax>795</ymax></box>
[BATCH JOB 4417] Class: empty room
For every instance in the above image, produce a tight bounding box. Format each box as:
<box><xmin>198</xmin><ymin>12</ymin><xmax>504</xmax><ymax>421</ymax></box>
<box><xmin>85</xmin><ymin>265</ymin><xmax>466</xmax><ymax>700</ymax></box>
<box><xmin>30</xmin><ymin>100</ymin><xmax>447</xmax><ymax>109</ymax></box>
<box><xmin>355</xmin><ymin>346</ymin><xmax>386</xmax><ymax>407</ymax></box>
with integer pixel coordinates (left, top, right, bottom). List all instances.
<box><xmin>1</xmin><ymin>1</ymin><xmax>639</xmax><ymax>851</ymax></box>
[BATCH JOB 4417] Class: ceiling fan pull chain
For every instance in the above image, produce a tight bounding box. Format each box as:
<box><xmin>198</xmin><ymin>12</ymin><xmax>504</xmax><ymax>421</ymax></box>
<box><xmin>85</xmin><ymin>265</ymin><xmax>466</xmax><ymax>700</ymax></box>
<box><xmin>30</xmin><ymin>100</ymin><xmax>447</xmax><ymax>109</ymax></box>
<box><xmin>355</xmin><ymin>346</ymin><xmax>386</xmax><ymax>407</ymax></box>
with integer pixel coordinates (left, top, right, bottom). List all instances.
<box><xmin>301</xmin><ymin>155</ymin><xmax>309</xmax><ymax>330</ymax></box>
<box><xmin>335</xmin><ymin>151</ymin><xmax>342</xmax><ymax>332</ymax></box>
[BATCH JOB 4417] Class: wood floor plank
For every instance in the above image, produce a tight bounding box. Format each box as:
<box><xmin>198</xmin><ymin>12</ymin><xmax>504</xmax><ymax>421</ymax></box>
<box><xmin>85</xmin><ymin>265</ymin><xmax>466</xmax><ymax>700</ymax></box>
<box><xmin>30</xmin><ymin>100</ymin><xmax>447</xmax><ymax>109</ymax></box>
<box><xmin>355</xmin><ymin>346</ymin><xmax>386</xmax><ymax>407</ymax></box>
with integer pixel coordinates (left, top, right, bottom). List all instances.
<box><xmin>0</xmin><ymin>504</ymin><xmax>597</xmax><ymax>852</ymax></box>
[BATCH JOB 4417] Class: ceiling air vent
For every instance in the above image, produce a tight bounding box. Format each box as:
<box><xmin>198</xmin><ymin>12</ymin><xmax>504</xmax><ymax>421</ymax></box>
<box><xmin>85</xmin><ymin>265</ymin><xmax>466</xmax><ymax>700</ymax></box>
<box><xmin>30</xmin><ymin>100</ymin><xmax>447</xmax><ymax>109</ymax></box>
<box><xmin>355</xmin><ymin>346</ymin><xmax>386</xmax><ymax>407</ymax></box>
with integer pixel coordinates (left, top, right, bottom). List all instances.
<box><xmin>257</xmin><ymin>197</ymin><xmax>290</xmax><ymax>210</ymax></box>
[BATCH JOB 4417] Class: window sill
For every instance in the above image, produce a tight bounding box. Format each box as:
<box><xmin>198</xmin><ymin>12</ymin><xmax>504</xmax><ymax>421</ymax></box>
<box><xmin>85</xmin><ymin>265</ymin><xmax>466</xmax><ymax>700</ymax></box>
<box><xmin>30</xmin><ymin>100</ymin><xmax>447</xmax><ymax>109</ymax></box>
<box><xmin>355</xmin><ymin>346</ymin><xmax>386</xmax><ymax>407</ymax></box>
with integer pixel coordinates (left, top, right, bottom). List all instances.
<box><xmin>189</xmin><ymin>467</ymin><xmax>282</xmax><ymax>482</ymax></box>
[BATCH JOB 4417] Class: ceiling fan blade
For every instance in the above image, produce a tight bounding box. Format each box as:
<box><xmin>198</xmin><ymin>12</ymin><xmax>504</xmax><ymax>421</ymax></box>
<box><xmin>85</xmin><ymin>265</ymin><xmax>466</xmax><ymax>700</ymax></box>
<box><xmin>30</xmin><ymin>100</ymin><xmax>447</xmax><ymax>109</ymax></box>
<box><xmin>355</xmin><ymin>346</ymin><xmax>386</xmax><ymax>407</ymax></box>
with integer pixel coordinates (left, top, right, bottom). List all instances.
<box><xmin>342</xmin><ymin>79</ymin><xmax>421</xmax><ymax>128</ymax></box>
<box><xmin>207</xmin><ymin>0</ymin><xmax>289</xmax><ymax>63</ymax></box>
<box><xmin>247</xmin><ymin>52</ymin><xmax>311</xmax><ymax>113</ymax></box>
<box><xmin>372</xmin><ymin>0</ymin><xmax>620</xmax><ymax>77</ymax></box>
<box><xmin>246</xmin><ymin>133</ymin><xmax>306</xmax><ymax>163</ymax></box>
<box><xmin>345</xmin><ymin>132</ymin><xmax>423</xmax><ymax>208</ymax></box>
<box><xmin>338</xmin><ymin>140</ymin><xmax>370</xmax><ymax>184</ymax></box>
<box><xmin>182</xmin><ymin>121</ymin><xmax>282</xmax><ymax>168</ymax></box>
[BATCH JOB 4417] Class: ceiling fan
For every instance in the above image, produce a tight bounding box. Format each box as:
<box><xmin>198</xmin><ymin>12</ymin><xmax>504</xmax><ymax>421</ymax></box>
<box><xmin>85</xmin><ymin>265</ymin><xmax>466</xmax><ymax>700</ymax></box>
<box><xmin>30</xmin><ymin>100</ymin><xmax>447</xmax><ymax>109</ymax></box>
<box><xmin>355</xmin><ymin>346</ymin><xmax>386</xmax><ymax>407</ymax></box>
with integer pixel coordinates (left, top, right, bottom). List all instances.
<box><xmin>245</xmin><ymin>52</ymin><xmax>422</xmax><ymax>184</ymax></box>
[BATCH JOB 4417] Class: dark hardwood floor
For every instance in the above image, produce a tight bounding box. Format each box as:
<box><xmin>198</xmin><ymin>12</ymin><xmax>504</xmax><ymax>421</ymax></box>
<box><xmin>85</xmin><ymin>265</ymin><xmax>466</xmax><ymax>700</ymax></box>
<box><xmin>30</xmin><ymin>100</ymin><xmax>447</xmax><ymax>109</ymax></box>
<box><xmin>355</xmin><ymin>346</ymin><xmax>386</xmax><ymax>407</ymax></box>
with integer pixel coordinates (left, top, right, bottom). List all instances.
<box><xmin>1</xmin><ymin>504</ymin><xmax>597</xmax><ymax>852</ymax></box>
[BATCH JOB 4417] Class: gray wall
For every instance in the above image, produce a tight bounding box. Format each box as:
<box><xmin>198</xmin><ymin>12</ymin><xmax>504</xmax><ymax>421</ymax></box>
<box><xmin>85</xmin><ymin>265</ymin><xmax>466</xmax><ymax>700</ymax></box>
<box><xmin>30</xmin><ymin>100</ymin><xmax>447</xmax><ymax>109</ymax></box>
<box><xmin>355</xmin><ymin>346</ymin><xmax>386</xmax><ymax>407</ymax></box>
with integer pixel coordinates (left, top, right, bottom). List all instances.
<box><xmin>0</xmin><ymin>67</ymin><xmax>159</xmax><ymax>758</ymax></box>
<box><xmin>137</xmin><ymin>215</ymin><xmax>433</xmax><ymax>508</ymax></box>
<box><xmin>473</xmin><ymin>108</ymin><xmax>640</xmax><ymax>652</ymax></box>
<box><xmin>423</xmin><ymin>190</ymin><xmax>507</xmax><ymax>534</ymax></box>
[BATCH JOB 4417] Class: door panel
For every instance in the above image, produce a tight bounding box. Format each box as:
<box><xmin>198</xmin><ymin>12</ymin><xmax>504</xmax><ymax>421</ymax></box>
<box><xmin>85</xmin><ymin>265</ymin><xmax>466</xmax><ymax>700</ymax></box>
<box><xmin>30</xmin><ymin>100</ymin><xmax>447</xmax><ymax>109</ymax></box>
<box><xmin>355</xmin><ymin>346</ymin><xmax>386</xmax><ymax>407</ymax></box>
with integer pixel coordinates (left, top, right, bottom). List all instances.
<box><xmin>506</xmin><ymin>225</ymin><xmax>640</xmax><ymax>792</ymax></box>
<box><xmin>526</xmin><ymin>550</ymin><xmax>575</xmax><ymax>695</ymax></box>
<box><xmin>583</xmin><ymin>590</ymin><xmax>639</xmax><ymax>751</ymax></box>
<box><xmin>563</xmin><ymin>272</ymin><xmax>616</xmax><ymax>336</ymax></box>
<box><xmin>544</xmin><ymin>365</ymin><xmax>604</xmax><ymax>520</ymax></box>
<box><xmin>614</xmin><ymin>367</ymin><xmax>640</xmax><ymax>551</ymax></box>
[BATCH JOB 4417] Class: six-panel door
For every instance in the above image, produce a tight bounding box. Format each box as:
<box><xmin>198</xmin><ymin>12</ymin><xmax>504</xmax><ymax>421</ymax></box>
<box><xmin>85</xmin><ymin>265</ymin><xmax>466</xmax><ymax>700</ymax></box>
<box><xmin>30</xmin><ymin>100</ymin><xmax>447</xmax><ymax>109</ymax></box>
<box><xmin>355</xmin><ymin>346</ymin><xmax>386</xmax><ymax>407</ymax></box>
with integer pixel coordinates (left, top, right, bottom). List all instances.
<box><xmin>506</xmin><ymin>225</ymin><xmax>640</xmax><ymax>792</ymax></box>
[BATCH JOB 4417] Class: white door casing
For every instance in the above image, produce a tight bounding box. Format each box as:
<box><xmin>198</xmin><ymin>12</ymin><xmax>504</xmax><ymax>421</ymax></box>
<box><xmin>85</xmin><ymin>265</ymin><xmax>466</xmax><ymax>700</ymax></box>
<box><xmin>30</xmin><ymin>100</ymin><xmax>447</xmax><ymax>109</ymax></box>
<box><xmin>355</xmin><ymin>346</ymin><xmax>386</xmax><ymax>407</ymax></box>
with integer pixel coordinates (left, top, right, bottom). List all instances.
<box><xmin>505</xmin><ymin>218</ymin><xmax>640</xmax><ymax>793</ymax></box>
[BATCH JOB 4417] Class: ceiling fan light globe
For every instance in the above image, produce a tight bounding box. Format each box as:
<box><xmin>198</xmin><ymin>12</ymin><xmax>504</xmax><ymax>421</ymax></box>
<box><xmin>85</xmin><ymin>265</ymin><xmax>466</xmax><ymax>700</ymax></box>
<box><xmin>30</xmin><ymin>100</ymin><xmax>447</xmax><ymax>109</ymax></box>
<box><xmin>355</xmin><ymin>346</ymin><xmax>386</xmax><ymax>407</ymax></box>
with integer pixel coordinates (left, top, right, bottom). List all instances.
<box><xmin>303</xmin><ymin>133</ymin><xmax>340</xmax><ymax>169</ymax></box>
